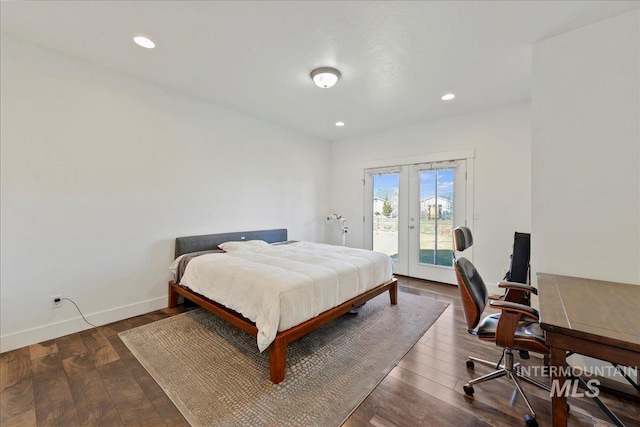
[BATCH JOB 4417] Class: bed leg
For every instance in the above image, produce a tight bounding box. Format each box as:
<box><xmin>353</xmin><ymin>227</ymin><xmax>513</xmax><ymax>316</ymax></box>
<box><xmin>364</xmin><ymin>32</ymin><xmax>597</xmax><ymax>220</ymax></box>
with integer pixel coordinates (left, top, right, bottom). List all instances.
<box><xmin>389</xmin><ymin>279</ymin><xmax>398</xmax><ymax>305</ymax></box>
<box><xmin>269</xmin><ymin>337</ymin><xmax>287</xmax><ymax>384</ymax></box>
<box><xmin>168</xmin><ymin>281</ymin><xmax>179</xmax><ymax>308</ymax></box>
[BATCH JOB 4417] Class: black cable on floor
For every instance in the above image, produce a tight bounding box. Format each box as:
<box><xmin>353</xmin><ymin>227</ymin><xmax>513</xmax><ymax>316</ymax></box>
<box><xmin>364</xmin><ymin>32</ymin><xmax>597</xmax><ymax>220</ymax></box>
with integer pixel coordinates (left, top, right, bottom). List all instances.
<box><xmin>61</xmin><ymin>297</ymin><xmax>98</xmax><ymax>328</ymax></box>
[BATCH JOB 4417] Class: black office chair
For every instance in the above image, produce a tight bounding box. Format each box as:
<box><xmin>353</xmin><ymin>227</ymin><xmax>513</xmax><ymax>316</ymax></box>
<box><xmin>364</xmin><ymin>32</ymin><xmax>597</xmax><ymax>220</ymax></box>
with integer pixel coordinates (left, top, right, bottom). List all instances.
<box><xmin>503</xmin><ymin>231</ymin><xmax>531</xmax><ymax>285</ymax></box>
<box><xmin>489</xmin><ymin>232</ymin><xmax>531</xmax><ymax>303</ymax></box>
<box><xmin>501</xmin><ymin>231</ymin><xmax>532</xmax><ymax>306</ymax></box>
<box><xmin>453</xmin><ymin>226</ymin><xmax>550</xmax><ymax>427</ymax></box>
<box><xmin>494</xmin><ymin>231</ymin><xmax>534</xmax><ymax>360</ymax></box>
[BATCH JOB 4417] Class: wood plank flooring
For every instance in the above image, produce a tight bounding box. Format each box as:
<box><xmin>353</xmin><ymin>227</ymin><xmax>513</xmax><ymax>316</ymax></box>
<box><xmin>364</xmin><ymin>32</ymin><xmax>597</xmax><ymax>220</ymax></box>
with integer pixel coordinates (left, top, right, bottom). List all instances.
<box><xmin>1</xmin><ymin>277</ymin><xmax>638</xmax><ymax>426</ymax></box>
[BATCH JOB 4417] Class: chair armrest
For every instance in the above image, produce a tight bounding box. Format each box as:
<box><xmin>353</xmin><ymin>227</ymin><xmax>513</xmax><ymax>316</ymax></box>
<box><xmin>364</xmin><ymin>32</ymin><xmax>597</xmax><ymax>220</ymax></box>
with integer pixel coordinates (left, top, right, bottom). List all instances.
<box><xmin>490</xmin><ymin>300</ymin><xmax>540</xmax><ymax>321</ymax></box>
<box><xmin>492</xmin><ymin>301</ymin><xmax>541</xmax><ymax>348</ymax></box>
<box><xmin>498</xmin><ymin>281</ymin><xmax>538</xmax><ymax>295</ymax></box>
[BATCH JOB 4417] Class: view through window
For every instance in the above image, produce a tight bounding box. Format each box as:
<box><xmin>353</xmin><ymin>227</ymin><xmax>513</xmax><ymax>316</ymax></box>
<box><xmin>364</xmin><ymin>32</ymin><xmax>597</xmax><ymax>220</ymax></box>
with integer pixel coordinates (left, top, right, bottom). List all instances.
<box><xmin>365</xmin><ymin>156</ymin><xmax>468</xmax><ymax>283</ymax></box>
<box><xmin>419</xmin><ymin>168</ymin><xmax>455</xmax><ymax>266</ymax></box>
<box><xmin>372</xmin><ymin>173</ymin><xmax>399</xmax><ymax>260</ymax></box>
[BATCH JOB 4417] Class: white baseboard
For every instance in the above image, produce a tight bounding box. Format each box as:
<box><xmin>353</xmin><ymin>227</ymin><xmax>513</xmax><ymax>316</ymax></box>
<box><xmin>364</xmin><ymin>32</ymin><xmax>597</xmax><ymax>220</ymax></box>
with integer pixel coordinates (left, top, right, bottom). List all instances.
<box><xmin>0</xmin><ymin>296</ymin><xmax>167</xmax><ymax>353</ymax></box>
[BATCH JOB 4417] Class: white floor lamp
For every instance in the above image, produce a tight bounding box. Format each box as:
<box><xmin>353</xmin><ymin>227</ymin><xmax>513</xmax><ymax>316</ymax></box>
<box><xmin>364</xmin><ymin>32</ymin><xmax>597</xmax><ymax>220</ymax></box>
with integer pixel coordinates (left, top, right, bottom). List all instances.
<box><xmin>326</xmin><ymin>213</ymin><xmax>348</xmax><ymax>246</ymax></box>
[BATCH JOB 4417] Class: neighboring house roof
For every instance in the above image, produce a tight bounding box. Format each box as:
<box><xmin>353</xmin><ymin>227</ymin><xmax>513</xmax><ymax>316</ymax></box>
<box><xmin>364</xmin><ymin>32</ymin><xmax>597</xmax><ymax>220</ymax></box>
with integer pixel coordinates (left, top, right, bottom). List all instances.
<box><xmin>420</xmin><ymin>196</ymin><xmax>452</xmax><ymax>204</ymax></box>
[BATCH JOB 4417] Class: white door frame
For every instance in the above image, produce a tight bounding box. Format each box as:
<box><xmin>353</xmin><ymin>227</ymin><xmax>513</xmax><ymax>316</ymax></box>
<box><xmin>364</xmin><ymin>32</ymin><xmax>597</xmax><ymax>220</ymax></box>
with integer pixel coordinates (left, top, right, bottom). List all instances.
<box><xmin>363</xmin><ymin>149</ymin><xmax>475</xmax><ymax>283</ymax></box>
<box><xmin>407</xmin><ymin>160</ymin><xmax>467</xmax><ymax>284</ymax></box>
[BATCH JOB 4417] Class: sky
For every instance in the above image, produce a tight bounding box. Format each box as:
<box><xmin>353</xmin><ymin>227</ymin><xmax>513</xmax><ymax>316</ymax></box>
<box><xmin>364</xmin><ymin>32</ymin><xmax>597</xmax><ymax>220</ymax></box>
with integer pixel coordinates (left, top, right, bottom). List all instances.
<box><xmin>420</xmin><ymin>169</ymin><xmax>454</xmax><ymax>199</ymax></box>
<box><xmin>373</xmin><ymin>169</ymin><xmax>454</xmax><ymax>201</ymax></box>
<box><xmin>373</xmin><ymin>174</ymin><xmax>399</xmax><ymax>201</ymax></box>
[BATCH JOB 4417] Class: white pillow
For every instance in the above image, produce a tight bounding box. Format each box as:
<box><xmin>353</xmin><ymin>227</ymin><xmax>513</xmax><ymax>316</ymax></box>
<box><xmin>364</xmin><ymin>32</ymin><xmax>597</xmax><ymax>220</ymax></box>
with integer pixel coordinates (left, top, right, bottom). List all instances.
<box><xmin>169</xmin><ymin>249</ymin><xmax>227</xmax><ymax>275</ymax></box>
<box><xmin>169</xmin><ymin>254</ymin><xmax>186</xmax><ymax>275</ymax></box>
<box><xmin>218</xmin><ymin>240</ymin><xmax>269</xmax><ymax>252</ymax></box>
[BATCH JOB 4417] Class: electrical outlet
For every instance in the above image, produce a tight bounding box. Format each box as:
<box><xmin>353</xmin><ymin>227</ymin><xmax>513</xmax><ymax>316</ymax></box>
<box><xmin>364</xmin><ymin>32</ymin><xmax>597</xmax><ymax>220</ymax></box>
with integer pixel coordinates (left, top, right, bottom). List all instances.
<box><xmin>52</xmin><ymin>295</ymin><xmax>63</xmax><ymax>308</ymax></box>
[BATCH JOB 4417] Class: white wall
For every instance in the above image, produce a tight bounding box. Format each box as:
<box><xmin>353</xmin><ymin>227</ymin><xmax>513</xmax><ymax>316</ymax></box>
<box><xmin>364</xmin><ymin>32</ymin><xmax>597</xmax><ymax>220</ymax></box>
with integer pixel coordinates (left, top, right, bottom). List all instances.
<box><xmin>330</xmin><ymin>103</ymin><xmax>532</xmax><ymax>286</ymax></box>
<box><xmin>0</xmin><ymin>35</ymin><xmax>331</xmax><ymax>352</ymax></box>
<box><xmin>531</xmin><ymin>10</ymin><xmax>639</xmax><ymax>285</ymax></box>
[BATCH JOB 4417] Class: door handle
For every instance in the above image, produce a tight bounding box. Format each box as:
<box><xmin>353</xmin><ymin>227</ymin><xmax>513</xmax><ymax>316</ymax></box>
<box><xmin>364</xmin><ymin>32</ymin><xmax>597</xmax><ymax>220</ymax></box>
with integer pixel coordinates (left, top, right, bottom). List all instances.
<box><xmin>409</xmin><ymin>225</ymin><xmax>415</xmax><ymax>229</ymax></box>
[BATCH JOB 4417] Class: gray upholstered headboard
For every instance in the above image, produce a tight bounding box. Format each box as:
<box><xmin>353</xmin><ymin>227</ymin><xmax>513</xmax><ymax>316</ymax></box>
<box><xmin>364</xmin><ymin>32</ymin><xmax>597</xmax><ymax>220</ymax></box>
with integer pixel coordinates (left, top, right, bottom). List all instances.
<box><xmin>174</xmin><ymin>229</ymin><xmax>288</xmax><ymax>258</ymax></box>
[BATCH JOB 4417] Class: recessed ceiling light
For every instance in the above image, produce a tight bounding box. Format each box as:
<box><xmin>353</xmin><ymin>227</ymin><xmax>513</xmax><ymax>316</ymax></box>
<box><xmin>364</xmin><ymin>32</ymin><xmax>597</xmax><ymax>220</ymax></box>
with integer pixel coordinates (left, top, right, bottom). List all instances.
<box><xmin>310</xmin><ymin>67</ymin><xmax>341</xmax><ymax>89</ymax></box>
<box><xmin>133</xmin><ymin>36</ymin><xmax>155</xmax><ymax>49</ymax></box>
<box><xmin>335</xmin><ymin>122</ymin><xmax>345</xmax><ymax>127</ymax></box>
<box><xmin>441</xmin><ymin>93</ymin><xmax>456</xmax><ymax>101</ymax></box>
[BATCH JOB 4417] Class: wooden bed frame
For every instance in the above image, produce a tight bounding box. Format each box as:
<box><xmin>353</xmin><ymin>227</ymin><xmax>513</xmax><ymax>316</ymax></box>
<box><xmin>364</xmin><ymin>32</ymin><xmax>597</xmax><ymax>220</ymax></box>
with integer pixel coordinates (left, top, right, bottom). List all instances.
<box><xmin>167</xmin><ymin>228</ymin><xmax>398</xmax><ymax>384</ymax></box>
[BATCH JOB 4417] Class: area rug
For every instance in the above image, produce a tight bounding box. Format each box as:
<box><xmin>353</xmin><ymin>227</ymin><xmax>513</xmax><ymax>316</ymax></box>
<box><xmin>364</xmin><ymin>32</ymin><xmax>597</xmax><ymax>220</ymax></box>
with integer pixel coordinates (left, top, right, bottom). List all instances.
<box><xmin>119</xmin><ymin>292</ymin><xmax>448</xmax><ymax>427</ymax></box>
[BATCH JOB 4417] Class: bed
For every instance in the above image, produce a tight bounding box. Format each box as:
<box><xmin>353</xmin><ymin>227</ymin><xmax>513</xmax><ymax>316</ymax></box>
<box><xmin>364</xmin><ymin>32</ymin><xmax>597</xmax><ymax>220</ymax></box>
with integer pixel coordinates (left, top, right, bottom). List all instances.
<box><xmin>167</xmin><ymin>228</ymin><xmax>398</xmax><ymax>384</ymax></box>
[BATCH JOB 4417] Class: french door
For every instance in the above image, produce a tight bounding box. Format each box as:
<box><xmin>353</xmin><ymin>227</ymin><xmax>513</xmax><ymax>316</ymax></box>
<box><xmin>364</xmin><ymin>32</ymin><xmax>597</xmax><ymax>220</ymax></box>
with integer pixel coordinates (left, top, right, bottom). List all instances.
<box><xmin>364</xmin><ymin>159</ymin><xmax>470</xmax><ymax>284</ymax></box>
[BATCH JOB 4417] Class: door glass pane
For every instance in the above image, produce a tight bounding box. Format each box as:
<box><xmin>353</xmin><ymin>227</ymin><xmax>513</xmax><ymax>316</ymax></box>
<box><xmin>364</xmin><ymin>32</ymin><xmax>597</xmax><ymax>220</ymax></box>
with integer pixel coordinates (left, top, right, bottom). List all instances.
<box><xmin>372</xmin><ymin>173</ymin><xmax>399</xmax><ymax>260</ymax></box>
<box><xmin>419</xmin><ymin>168</ymin><xmax>454</xmax><ymax>266</ymax></box>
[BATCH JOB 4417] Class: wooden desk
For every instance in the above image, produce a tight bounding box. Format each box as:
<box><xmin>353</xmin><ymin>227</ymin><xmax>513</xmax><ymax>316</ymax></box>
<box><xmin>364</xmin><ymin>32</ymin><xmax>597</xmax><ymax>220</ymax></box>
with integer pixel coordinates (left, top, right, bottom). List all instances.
<box><xmin>538</xmin><ymin>273</ymin><xmax>640</xmax><ymax>427</ymax></box>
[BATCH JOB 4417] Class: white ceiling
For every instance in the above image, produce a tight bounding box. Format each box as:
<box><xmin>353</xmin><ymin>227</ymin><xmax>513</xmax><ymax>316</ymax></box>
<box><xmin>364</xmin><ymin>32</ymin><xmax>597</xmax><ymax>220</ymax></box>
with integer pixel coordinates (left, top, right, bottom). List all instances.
<box><xmin>2</xmin><ymin>1</ymin><xmax>638</xmax><ymax>141</ymax></box>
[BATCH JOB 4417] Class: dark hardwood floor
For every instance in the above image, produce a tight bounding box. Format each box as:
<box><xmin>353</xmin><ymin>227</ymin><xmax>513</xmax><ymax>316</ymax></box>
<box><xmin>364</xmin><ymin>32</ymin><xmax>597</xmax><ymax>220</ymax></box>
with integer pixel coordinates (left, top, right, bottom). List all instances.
<box><xmin>1</xmin><ymin>277</ymin><xmax>638</xmax><ymax>426</ymax></box>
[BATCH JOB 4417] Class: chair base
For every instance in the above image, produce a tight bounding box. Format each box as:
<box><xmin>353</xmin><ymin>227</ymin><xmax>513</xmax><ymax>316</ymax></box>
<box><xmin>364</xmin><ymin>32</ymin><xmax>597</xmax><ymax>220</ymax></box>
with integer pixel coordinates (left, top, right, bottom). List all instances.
<box><xmin>464</xmin><ymin>349</ymin><xmax>550</xmax><ymax>426</ymax></box>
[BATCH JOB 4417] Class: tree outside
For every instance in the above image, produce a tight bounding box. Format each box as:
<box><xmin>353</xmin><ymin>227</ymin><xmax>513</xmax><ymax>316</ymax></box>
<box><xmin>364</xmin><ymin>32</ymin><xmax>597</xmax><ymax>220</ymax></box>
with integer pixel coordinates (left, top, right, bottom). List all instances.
<box><xmin>382</xmin><ymin>196</ymin><xmax>393</xmax><ymax>217</ymax></box>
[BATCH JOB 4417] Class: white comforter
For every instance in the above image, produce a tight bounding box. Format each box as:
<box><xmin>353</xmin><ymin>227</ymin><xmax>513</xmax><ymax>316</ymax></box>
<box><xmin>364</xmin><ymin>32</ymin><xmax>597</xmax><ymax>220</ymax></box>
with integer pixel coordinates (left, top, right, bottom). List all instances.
<box><xmin>172</xmin><ymin>241</ymin><xmax>393</xmax><ymax>352</ymax></box>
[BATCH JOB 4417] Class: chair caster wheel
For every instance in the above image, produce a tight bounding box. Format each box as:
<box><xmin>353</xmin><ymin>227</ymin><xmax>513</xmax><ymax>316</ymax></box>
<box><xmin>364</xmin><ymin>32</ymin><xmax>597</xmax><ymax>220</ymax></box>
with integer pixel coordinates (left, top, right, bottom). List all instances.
<box><xmin>466</xmin><ymin>360</ymin><xmax>474</xmax><ymax>369</ymax></box>
<box><xmin>524</xmin><ymin>415</ymin><xmax>538</xmax><ymax>427</ymax></box>
<box><xmin>463</xmin><ymin>384</ymin><xmax>474</xmax><ymax>396</ymax></box>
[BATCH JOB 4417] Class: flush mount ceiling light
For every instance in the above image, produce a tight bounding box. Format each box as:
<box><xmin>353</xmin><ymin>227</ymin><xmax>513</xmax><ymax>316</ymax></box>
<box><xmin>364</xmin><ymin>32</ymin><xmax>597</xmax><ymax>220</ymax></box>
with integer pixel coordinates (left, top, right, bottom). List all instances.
<box><xmin>441</xmin><ymin>93</ymin><xmax>456</xmax><ymax>101</ymax></box>
<box><xmin>335</xmin><ymin>121</ymin><xmax>345</xmax><ymax>127</ymax></box>
<box><xmin>133</xmin><ymin>36</ymin><xmax>155</xmax><ymax>49</ymax></box>
<box><xmin>310</xmin><ymin>67</ymin><xmax>341</xmax><ymax>89</ymax></box>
